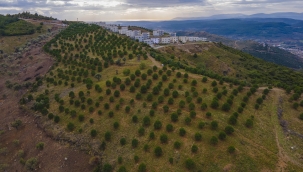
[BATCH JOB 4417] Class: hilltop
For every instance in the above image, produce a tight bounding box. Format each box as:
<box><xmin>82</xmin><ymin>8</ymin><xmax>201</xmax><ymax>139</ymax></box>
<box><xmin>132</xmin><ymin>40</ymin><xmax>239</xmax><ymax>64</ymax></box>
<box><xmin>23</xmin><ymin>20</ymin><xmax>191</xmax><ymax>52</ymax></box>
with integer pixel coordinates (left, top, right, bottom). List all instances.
<box><xmin>5</xmin><ymin>23</ymin><xmax>301</xmax><ymax>171</ymax></box>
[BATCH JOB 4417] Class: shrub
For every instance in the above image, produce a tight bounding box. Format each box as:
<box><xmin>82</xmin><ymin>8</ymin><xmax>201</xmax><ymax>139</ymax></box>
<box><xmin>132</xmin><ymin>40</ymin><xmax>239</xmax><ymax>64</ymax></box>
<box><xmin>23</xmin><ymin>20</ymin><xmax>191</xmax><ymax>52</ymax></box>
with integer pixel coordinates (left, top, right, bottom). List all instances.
<box><xmin>229</xmin><ymin>115</ymin><xmax>237</xmax><ymax>125</ymax></box>
<box><xmin>185</xmin><ymin>117</ymin><xmax>191</xmax><ymax>125</ymax></box>
<box><xmin>138</xmin><ymin>163</ymin><xmax>146</xmax><ymax>172</ymax></box>
<box><xmin>245</xmin><ymin>119</ymin><xmax>253</xmax><ymax>128</ymax></box>
<box><xmin>108</xmin><ymin>111</ymin><xmax>114</xmax><ymax>118</ymax></box>
<box><xmin>67</xmin><ymin>122</ymin><xmax>75</xmax><ymax>131</ymax></box>
<box><xmin>154</xmin><ymin>120</ymin><xmax>162</xmax><ymax>130</ymax></box>
<box><xmin>125</xmin><ymin>106</ymin><xmax>131</xmax><ymax>113</ymax></box>
<box><xmin>172</xmin><ymin>90</ymin><xmax>179</xmax><ymax>98</ymax></box>
<box><xmin>103</xmin><ymin>163</ymin><xmax>113</xmax><ymax>172</ymax></box>
<box><xmin>174</xmin><ymin>141</ymin><xmax>181</xmax><ymax>149</ymax></box>
<box><xmin>210</xmin><ymin>136</ymin><xmax>218</xmax><ymax>145</ymax></box>
<box><xmin>179</xmin><ymin>100</ymin><xmax>185</xmax><ymax>108</ymax></box>
<box><xmin>89</xmin><ymin>129</ymin><xmax>96</xmax><ymax>137</ymax></box>
<box><xmin>154</xmin><ymin>146</ymin><xmax>163</xmax><ymax>157</ymax></box>
<box><xmin>191</xmin><ymin>145</ymin><xmax>198</xmax><ymax>153</ymax></box>
<box><xmin>185</xmin><ymin>159</ymin><xmax>195</xmax><ymax>170</ymax></box>
<box><xmin>210</xmin><ymin>121</ymin><xmax>218</xmax><ymax>130</ymax></box>
<box><xmin>225</xmin><ymin>126</ymin><xmax>235</xmax><ymax>135</ymax></box>
<box><xmin>132</xmin><ymin>139</ymin><xmax>139</xmax><ymax>148</ymax></box>
<box><xmin>201</xmin><ymin>103</ymin><xmax>207</xmax><ymax>110</ymax></box>
<box><xmin>211</xmin><ymin>81</ymin><xmax>217</xmax><ymax>87</ymax></box>
<box><xmin>143</xmin><ymin>116</ymin><xmax>151</xmax><ymax>126</ymax></box>
<box><xmin>138</xmin><ymin>127</ymin><xmax>145</xmax><ymax>136</ymax></box>
<box><xmin>54</xmin><ymin>116</ymin><xmax>60</xmax><ymax>123</ymax></box>
<box><xmin>299</xmin><ymin>113</ymin><xmax>303</xmax><ymax>120</ymax></box>
<box><xmin>218</xmin><ymin>132</ymin><xmax>227</xmax><ymax>140</ymax></box>
<box><xmin>25</xmin><ymin>157</ymin><xmax>38</xmax><ymax>170</ymax></box>
<box><xmin>48</xmin><ymin>113</ymin><xmax>54</xmax><ymax>119</ymax></box>
<box><xmin>179</xmin><ymin>128</ymin><xmax>186</xmax><ymax>136</ymax></box>
<box><xmin>104</xmin><ymin>131</ymin><xmax>111</xmax><ymax>141</ymax></box>
<box><xmin>213</xmin><ymin>87</ymin><xmax>218</xmax><ymax>93</ymax></box>
<box><xmin>114</xmin><ymin>90</ymin><xmax>120</xmax><ymax>97</ymax></box>
<box><xmin>190</xmin><ymin>111</ymin><xmax>196</xmax><ymax>118</ymax></box>
<box><xmin>36</xmin><ymin>142</ymin><xmax>45</xmax><ymax>150</ymax></box>
<box><xmin>169</xmin><ymin>157</ymin><xmax>173</xmax><ymax>164</ymax></box>
<box><xmin>166</xmin><ymin>124</ymin><xmax>173</xmax><ymax>132</ymax></box>
<box><xmin>227</xmin><ymin>146</ymin><xmax>236</xmax><ymax>154</ymax></box>
<box><xmin>149</xmin><ymin>132</ymin><xmax>155</xmax><ymax>140</ymax></box>
<box><xmin>194</xmin><ymin>133</ymin><xmax>202</xmax><ymax>141</ymax></box>
<box><xmin>256</xmin><ymin>97</ymin><xmax>263</xmax><ymax>104</ymax></box>
<box><xmin>113</xmin><ymin>122</ymin><xmax>120</xmax><ymax>129</ymax></box>
<box><xmin>206</xmin><ymin>112</ymin><xmax>212</xmax><ymax>118</ymax></box>
<box><xmin>222</xmin><ymin>103</ymin><xmax>231</xmax><ymax>112</ymax></box>
<box><xmin>168</xmin><ymin>97</ymin><xmax>174</xmax><ymax>105</ymax></box>
<box><xmin>120</xmin><ymin>138</ymin><xmax>126</xmax><ymax>146</ymax></box>
<box><xmin>171</xmin><ymin>113</ymin><xmax>178</xmax><ymax>122</ymax></box>
<box><xmin>132</xmin><ymin>115</ymin><xmax>138</xmax><ymax>123</ymax></box>
<box><xmin>293</xmin><ymin>102</ymin><xmax>299</xmax><ymax>109</ymax></box>
<box><xmin>202</xmin><ymin>77</ymin><xmax>207</xmax><ymax>82</ymax></box>
<box><xmin>211</xmin><ymin>99</ymin><xmax>219</xmax><ymax>109</ymax></box>
<box><xmin>160</xmin><ymin>134</ymin><xmax>168</xmax><ymax>144</ymax></box>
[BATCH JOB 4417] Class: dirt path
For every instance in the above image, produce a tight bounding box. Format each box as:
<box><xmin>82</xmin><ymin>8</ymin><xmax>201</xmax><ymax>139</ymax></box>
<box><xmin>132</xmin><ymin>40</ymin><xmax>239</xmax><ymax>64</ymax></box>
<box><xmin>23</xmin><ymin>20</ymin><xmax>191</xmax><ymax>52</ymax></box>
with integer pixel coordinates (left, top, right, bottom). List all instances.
<box><xmin>0</xmin><ymin>30</ymin><xmax>93</xmax><ymax>171</ymax></box>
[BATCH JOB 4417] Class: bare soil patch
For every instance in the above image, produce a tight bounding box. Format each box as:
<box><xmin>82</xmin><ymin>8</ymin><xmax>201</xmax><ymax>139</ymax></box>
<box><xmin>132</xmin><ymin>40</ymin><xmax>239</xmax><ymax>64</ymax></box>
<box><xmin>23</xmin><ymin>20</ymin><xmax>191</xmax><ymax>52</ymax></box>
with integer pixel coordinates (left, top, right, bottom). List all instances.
<box><xmin>0</xmin><ymin>26</ymin><xmax>93</xmax><ymax>172</ymax></box>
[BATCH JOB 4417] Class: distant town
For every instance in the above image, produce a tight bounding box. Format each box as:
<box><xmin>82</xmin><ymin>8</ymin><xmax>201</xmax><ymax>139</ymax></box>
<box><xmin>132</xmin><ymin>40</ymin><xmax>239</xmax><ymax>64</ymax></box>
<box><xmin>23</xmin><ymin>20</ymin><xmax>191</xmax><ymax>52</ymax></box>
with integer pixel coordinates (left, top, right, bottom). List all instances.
<box><xmin>90</xmin><ymin>22</ymin><xmax>207</xmax><ymax>46</ymax></box>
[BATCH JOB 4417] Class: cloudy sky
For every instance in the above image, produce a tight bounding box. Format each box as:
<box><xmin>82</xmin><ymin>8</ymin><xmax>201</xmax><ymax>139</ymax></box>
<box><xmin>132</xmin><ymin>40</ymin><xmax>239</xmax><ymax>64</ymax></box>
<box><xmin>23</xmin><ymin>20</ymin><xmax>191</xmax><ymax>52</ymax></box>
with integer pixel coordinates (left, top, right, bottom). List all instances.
<box><xmin>0</xmin><ymin>0</ymin><xmax>302</xmax><ymax>21</ymax></box>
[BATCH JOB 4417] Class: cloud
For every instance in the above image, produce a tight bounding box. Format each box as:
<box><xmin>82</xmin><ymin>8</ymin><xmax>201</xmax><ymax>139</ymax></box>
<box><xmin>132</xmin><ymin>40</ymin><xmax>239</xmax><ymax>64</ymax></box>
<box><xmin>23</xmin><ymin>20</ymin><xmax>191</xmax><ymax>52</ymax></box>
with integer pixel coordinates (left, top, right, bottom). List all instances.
<box><xmin>0</xmin><ymin>0</ymin><xmax>302</xmax><ymax>21</ymax></box>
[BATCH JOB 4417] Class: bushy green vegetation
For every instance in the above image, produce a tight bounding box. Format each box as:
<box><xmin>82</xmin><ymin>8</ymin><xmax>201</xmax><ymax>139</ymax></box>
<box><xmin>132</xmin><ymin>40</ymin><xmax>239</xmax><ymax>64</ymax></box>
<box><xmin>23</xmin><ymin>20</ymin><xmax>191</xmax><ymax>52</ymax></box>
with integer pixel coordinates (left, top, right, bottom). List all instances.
<box><xmin>0</xmin><ymin>14</ymin><xmax>35</xmax><ymax>36</ymax></box>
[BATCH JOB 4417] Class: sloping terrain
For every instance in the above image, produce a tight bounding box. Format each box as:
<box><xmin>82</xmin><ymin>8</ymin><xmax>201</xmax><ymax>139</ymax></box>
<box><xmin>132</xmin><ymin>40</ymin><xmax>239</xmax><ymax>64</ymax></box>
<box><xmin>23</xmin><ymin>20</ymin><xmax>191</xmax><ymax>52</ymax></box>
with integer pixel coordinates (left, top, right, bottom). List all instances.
<box><xmin>15</xmin><ymin>23</ymin><xmax>303</xmax><ymax>172</ymax></box>
<box><xmin>156</xmin><ymin>42</ymin><xmax>303</xmax><ymax>90</ymax></box>
<box><xmin>0</xmin><ymin>21</ymin><xmax>92</xmax><ymax>172</ymax></box>
<box><xmin>177</xmin><ymin>31</ymin><xmax>303</xmax><ymax>69</ymax></box>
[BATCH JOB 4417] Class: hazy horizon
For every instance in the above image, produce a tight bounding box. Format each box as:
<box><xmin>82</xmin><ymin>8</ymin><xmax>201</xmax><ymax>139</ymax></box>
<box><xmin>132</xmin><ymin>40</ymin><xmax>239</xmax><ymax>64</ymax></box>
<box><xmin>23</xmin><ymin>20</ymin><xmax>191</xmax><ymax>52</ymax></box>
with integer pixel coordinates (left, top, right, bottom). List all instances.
<box><xmin>0</xmin><ymin>0</ymin><xmax>302</xmax><ymax>21</ymax></box>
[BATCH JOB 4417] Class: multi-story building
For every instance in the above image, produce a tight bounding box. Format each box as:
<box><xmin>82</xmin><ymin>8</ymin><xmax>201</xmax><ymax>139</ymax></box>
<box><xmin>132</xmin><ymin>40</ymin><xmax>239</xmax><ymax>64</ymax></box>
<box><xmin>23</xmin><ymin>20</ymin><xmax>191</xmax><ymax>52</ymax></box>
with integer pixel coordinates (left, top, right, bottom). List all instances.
<box><xmin>153</xmin><ymin>30</ymin><xmax>164</xmax><ymax>36</ymax></box>
<box><xmin>151</xmin><ymin>37</ymin><xmax>160</xmax><ymax>44</ymax></box>
<box><xmin>179</xmin><ymin>36</ymin><xmax>187</xmax><ymax>43</ymax></box>
<box><xmin>142</xmin><ymin>32</ymin><xmax>150</xmax><ymax>40</ymax></box>
<box><xmin>143</xmin><ymin>39</ymin><xmax>153</xmax><ymax>45</ymax></box>
<box><xmin>135</xmin><ymin>35</ymin><xmax>144</xmax><ymax>42</ymax></box>
<box><xmin>161</xmin><ymin>37</ymin><xmax>171</xmax><ymax>44</ymax></box>
<box><xmin>170</xmin><ymin>37</ymin><xmax>178</xmax><ymax>43</ymax></box>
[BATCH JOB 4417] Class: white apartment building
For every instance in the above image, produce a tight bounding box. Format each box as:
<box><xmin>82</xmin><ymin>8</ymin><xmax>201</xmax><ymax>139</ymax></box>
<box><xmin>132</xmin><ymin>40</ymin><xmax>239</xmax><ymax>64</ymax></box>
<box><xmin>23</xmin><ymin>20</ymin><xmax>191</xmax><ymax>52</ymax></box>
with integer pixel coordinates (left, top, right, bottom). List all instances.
<box><xmin>135</xmin><ymin>35</ymin><xmax>144</xmax><ymax>42</ymax></box>
<box><xmin>161</xmin><ymin>37</ymin><xmax>171</xmax><ymax>44</ymax></box>
<box><xmin>153</xmin><ymin>30</ymin><xmax>164</xmax><ymax>36</ymax></box>
<box><xmin>142</xmin><ymin>32</ymin><xmax>150</xmax><ymax>40</ymax></box>
<box><xmin>151</xmin><ymin>37</ymin><xmax>160</xmax><ymax>44</ymax></box>
<box><xmin>105</xmin><ymin>25</ymin><xmax>119</xmax><ymax>32</ymax></box>
<box><xmin>198</xmin><ymin>37</ymin><xmax>207</xmax><ymax>41</ymax></box>
<box><xmin>119</xmin><ymin>29</ymin><xmax>128</xmax><ymax>35</ymax></box>
<box><xmin>170</xmin><ymin>37</ymin><xmax>178</xmax><ymax>43</ymax></box>
<box><xmin>143</xmin><ymin>39</ymin><xmax>153</xmax><ymax>45</ymax></box>
<box><xmin>179</xmin><ymin>36</ymin><xmax>187</xmax><ymax>43</ymax></box>
<box><xmin>187</xmin><ymin>37</ymin><xmax>199</xmax><ymax>42</ymax></box>
<box><xmin>126</xmin><ymin>30</ymin><xmax>141</xmax><ymax>38</ymax></box>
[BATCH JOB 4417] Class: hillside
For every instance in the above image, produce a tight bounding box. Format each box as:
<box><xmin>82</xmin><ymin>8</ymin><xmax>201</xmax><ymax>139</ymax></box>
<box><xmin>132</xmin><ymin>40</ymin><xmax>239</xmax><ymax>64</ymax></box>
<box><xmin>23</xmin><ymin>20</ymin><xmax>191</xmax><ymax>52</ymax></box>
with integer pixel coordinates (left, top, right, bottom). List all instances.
<box><xmin>176</xmin><ymin>31</ymin><xmax>303</xmax><ymax>69</ymax></box>
<box><xmin>11</xmin><ymin>23</ymin><xmax>303</xmax><ymax>171</ymax></box>
<box><xmin>0</xmin><ymin>14</ymin><xmax>36</xmax><ymax>36</ymax></box>
<box><xmin>155</xmin><ymin>42</ymin><xmax>303</xmax><ymax>91</ymax></box>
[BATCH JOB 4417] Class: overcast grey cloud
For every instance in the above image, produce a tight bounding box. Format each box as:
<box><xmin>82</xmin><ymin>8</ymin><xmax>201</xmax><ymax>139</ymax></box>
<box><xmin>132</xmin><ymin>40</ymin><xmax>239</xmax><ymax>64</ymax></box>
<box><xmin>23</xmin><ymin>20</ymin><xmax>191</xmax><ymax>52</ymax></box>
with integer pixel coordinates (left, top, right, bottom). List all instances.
<box><xmin>0</xmin><ymin>0</ymin><xmax>302</xmax><ymax>21</ymax></box>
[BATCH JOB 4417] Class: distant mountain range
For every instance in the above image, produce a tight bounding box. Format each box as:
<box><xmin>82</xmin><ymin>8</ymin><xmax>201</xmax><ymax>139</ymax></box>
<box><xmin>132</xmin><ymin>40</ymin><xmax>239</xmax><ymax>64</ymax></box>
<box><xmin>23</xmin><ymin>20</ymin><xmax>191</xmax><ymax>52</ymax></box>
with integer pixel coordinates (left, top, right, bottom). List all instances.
<box><xmin>174</xmin><ymin>12</ymin><xmax>303</xmax><ymax>21</ymax></box>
